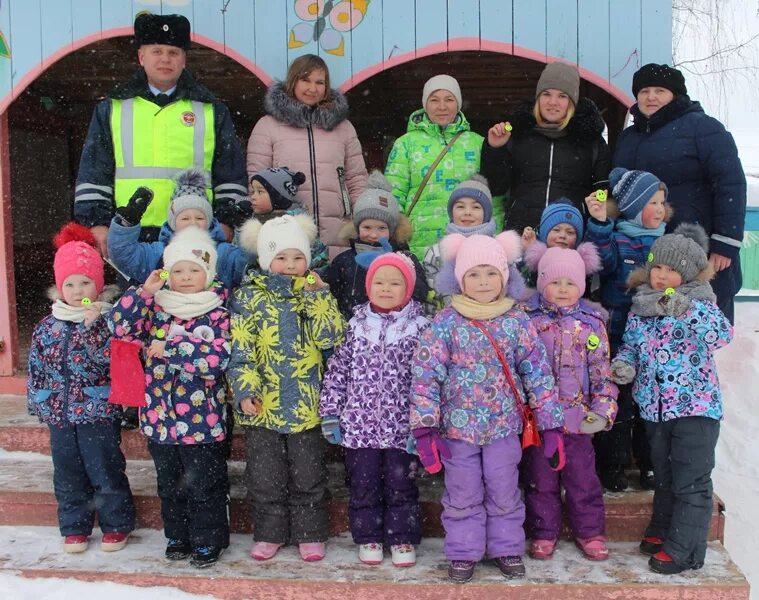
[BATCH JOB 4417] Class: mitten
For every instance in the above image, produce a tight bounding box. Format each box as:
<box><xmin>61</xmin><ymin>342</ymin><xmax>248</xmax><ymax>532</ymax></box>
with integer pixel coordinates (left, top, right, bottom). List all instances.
<box><xmin>215</xmin><ymin>200</ymin><xmax>253</xmax><ymax>228</ymax></box>
<box><xmin>321</xmin><ymin>417</ymin><xmax>342</xmax><ymax>445</ymax></box>
<box><xmin>167</xmin><ymin>323</ymin><xmax>189</xmax><ymax>339</ymax></box>
<box><xmin>354</xmin><ymin>237</ymin><xmax>394</xmax><ymax>270</ymax></box>
<box><xmin>542</xmin><ymin>429</ymin><xmax>566</xmax><ymax>471</ymax></box>
<box><xmin>657</xmin><ymin>290</ymin><xmax>690</xmax><ymax>316</ymax></box>
<box><xmin>109</xmin><ymin>339</ymin><xmax>146</xmax><ymax>407</ymax></box>
<box><xmin>579</xmin><ymin>412</ymin><xmax>608</xmax><ymax>434</ymax></box>
<box><xmin>412</xmin><ymin>427</ymin><xmax>451</xmax><ymax>474</ymax></box>
<box><xmin>610</xmin><ymin>360</ymin><xmax>636</xmax><ymax>385</ymax></box>
<box><xmin>115</xmin><ymin>187</ymin><xmax>154</xmax><ymax>225</ymax></box>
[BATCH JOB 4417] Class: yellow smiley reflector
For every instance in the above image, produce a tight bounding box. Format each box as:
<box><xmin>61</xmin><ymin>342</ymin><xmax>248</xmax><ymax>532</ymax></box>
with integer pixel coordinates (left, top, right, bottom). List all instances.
<box><xmin>664</xmin><ymin>287</ymin><xmax>675</xmax><ymax>296</ymax></box>
<box><xmin>503</xmin><ymin>122</ymin><xmax>513</xmax><ymax>132</ymax></box>
<box><xmin>155</xmin><ymin>329</ymin><xmax>165</xmax><ymax>339</ymax></box>
<box><xmin>586</xmin><ymin>334</ymin><xmax>600</xmax><ymax>350</ymax></box>
<box><xmin>81</xmin><ymin>297</ymin><xmax>92</xmax><ymax>306</ymax></box>
<box><xmin>595</xmin><ymin>190</ymin><xmax>607</xmax><ymax>202</ymax></box>
<box><xmin>306</xmin><ymin>273</ymin><xmax>317</xmax><ymax>284</ymax></box>
<box><xmin>159</xmin><ymin>270</ymin><xmax>169</xmax><ymax>280</ymax></box>
<box><xmin>647</xmin><ymin>252</ymin><xmax>654</xmax><ymax>262</ymax></box>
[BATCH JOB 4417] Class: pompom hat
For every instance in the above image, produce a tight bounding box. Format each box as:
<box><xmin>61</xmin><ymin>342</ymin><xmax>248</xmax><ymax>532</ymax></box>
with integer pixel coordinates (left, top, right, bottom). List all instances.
<box><xmin>365</xmin><ymin>252</ymin><xmax>417</xmax><ymax>308</ymax></box>
<box><xmin>538</xmin><ymin>200</ymin><xmax>584</xmax><ymax>243</ymax></box>
<box><xmin>609</xmin><ymin>167</ymin><xmax>667</xmax><ymax>220</ymax></box>
<box><xmin>250</xmin><ymin>167</ymin><xmax>306</xmax><ymax>211</ymax></box>
<box><xmin>646</xmin><ymin>223</ymin><xmax>709</xmax><ymax>283</ymax></box>
<box><xmin>534</xmin><ymin>243</ymin><xmax>601</xmax><ymax>296</ymax></box>
<box><xmin>441</xmin><ymin>231</ymin><xmax>522</xmax><ymax>293</ymax></box>
<box><xmin>167</xmin><ymin>168</ymin><xmax>213</xmax><ymax>230</ymax></box>
<box><xmin>53</xmin><ymin>223</ymin><xmax>105</xmax><ymax>294</ymax></box>
<box><xmin>352</xmin><ymin>170</ymin><xmax>400</xmax><ymax>234</ymax></box>
<box><xmin>162</xmin><ymin>226</ymin><xmax>218</xmax><ymax>288</ymax></box>
<box><xmin>241</xmin><ymin>213</ymin><xmax>317</xmax><ymax>272</ymax></box>
<box><xmin>447</xmin><ymin>174</ymin><xmax>493</xmax><ymax>223</ymax></box>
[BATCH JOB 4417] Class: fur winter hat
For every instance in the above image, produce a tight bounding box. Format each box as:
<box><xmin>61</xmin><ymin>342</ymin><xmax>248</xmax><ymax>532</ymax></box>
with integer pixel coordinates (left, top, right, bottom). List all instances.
<box><xmin>632</xmin><ymin>63</ymin><xmax>687</xmax><ymax>97</ymax></box>
<box><xmin>352</xmin><ymin>170</ymin><xmax>400</xmax><ymax>234</ymax></box>
<box><xmin>525</xmin><ymin>242</ymin><xmax>601</xmax><ymax>297</ymax></box>
<box><xmin>536</xmin><ymin>62</ymin><xmax>580</xmax><ymax>106</ymax></box>
<box><xmin>609</xmin><ymin>167</ymin><xmax>667</xmax><ymax>220</ymax></box>
<box><xmin>645</xmin><ymin>223</ymin><xmax>710</xmax><ymax>284</ymax></box>
<box><xmin>365</xmin><ymin>252</ymin><xmax>417</xmax><ymax>308</ymax></box>
<box><xmin>250</xmin><ymin>167</ymin><xmax>306</xmax><ymax>211</ymax></box>
<box><xmin>163</xmin><ymin>226</ymin><xmax>218</xmax><ymax>288</ymax></box>
<box><xmin>447</xmin><ymin>174</ymin><xmax>493</xmax><ymax>223</ymax></box>
<box><xmin>53</xmin><ymin>223</ymin><xmax>105</xmax><ymax>295</ymax></box>
<box><xmin>167</xmin><ymin>168</ymin><xmax>213</xmax><ymax>230</ymax></box>
<box><xmin>239</xmin><ymin>213</ymin><xmax>317</xmax><ymax>272</ymax></box>
<box><xmin>422</xmin><ymin>74</ymin><xmax>462</xmax><ymax>109</ymax></box>
<box><xmin>538</xmin><ymin>199</ymin><xmax>584</xmax><ymax>243</ymax></box>
<box><xmin>441</xmin><ymin>231</ymin><xmax>522</xmax><ymax>295</ymax></box>
<box><xmin>134</xmin><ymin>12</ymin><xmax>191</xmax><ymax>50</ymax></box>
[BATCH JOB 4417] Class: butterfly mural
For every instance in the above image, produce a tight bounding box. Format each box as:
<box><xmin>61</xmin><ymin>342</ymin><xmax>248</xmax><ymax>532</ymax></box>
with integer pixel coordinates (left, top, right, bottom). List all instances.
<box><xmin>289</xmin><ymin>0</ymin><xmax>369</xmax><ymax>57</ymax></box>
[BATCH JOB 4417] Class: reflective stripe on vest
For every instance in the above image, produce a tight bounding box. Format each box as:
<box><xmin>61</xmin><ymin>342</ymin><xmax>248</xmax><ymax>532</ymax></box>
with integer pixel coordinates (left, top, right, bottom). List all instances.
<box><xmin>111</xmin><ymin>97</ymin><xmax>215</xmax><ymax>227</ymax></box>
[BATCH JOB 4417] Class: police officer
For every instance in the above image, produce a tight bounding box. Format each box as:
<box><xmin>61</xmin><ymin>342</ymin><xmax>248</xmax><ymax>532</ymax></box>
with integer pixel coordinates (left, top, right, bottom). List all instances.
<box><xmin>75</xmin><ymin>12</ymin><xmax>248</xmax><ymax>253</ymax></box>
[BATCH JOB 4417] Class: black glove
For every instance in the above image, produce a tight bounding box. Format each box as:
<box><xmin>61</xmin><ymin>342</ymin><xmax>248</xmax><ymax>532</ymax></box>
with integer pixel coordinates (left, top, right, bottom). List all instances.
<box><xmin>115</xmin><ymin>187</ymin><xmax>154</xmax><ymax>225</ymax></box>
<box><xmin>216</xmin><ymin>200</ymin><xmax>253</xmax><ymax>228</ymax></box>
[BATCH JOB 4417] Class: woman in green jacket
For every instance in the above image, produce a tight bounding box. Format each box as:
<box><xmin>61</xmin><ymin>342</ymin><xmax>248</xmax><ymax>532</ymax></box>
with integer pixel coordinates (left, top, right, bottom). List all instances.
<box><xmin>385</xmin><ymin>75</ymin><xmax>493</xmax><ymax>260</ymax></box>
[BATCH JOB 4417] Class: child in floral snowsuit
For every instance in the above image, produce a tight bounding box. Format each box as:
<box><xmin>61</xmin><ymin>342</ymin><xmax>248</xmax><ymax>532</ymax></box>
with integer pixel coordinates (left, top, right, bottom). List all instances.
<box><xmin>109</xmin><ymin>226</ymin><xmax>231</xmax><ymax>568</ymax></box>
<box><xmin>410</xmin><ymin>231</ymin><xmax>563</xmax><ymax>584</ymax></box>
<box><xmin>28</xmin><ymin>223</ymin><xmax>135</xmax><ymax>554</ymax></box>
<box><xmin>521</xmin><ymin>242</ymin><xmax>618</xmax><ymax>561</ymax></box>
<box><xmin>229</xmin><ymin>214</ymin><xmax>344</xmax><ymax>563</ymax></box>
<box><xmin>610</xmin><ymin>224</ymin><xmax>732</xmax><ymax>575</ymax></box>
<box><xmin>320</xmin><ymin>252</ymin><xmax>429</xmax><ymax>567</ymax></box>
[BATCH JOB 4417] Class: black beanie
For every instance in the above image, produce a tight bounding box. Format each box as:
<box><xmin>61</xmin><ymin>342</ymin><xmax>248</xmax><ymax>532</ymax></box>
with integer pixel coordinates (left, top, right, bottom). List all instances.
<box><xmin>632</xmin><ymin>63</ymin><xmax>687</xmax><ymax>97</ymax></box>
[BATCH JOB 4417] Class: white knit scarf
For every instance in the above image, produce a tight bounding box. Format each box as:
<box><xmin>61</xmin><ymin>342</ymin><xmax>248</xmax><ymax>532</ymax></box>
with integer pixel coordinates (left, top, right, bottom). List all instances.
<box><xmin>153</xmin><ymin>289</ymin><xmax>223</xmax><ymax>320</ymax></box>
<box><xmin>51</xmin><ymin>299</ymin><xmax>113</xmax><ymax>323</ymax></box>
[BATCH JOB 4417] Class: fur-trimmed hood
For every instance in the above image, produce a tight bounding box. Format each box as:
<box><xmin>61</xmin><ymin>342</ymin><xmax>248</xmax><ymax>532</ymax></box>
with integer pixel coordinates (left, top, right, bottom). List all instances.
<box><xmin>46</xmin><ymin>283</ymin><xmax>121</xmax><ymax>304</ymax></box>
<box><xmin>507</xmin><ymin>96</ymin><xmax>605</xmax><ymax>143</ymax></box>
<box><xmin>264</xmin><ymin>82</ymin><xmax>350</xmax><ymax>131</ymax></box>
<box><xmin>336</xmin><ymin>214</ymin><xmax>413</xmax><ymax>247</ymax></box>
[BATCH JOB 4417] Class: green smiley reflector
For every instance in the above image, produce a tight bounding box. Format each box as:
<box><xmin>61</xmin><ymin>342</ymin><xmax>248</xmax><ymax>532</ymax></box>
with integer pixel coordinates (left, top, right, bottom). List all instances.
<box><xmin>586</xmin><ymin>334</ymin><xmax>600</xmax><ymax>351</ymax></box>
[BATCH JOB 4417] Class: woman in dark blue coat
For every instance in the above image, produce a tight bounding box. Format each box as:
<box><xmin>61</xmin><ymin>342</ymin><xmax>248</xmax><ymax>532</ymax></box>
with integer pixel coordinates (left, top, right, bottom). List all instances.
<box><xmin>613</xmin><ymin>63</ymin><xmax>746</xmax><ymax>324</ymax></box>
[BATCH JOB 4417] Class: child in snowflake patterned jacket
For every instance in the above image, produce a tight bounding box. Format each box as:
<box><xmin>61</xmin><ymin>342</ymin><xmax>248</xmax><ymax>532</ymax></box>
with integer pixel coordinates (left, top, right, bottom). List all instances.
<box><xmin>410</xmin><ymin>231</ymin><xmax>563</xmax><ymax>584</ymax></box>
<box><xmin>610</xmin><ymin>224</ymin><xmax>732</xmax><ymax>576</ymax></box>
<box><xmin>521</xmin><ymin>242</ymin><xmax>618</xmax><ymax>562</ymax></box>
<box><xmin>320</xmin><ymin>252</ymin><xmax>429</xmax><ymax>568</ymax></box>
<box><xmin>108</xmin><ymin>226</ymin><xmax>231</xmax><ymax>568</ymax></box>
<box><xmin>228</xmin><ymin>213</ymin><xmax>344</xmax><ymax>564</ymax></box>
<box><xmin>28</xmin><ymin>223</ymin><xmax>135</xmax><ymax>555</ymax></box>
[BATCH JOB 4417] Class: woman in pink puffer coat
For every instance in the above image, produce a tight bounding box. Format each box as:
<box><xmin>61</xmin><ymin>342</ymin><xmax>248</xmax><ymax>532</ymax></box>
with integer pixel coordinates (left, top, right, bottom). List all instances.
<box><xmin>247</xmin><ymin>54</ymin><xmax>368</xmax><ymax>259</ymax></box>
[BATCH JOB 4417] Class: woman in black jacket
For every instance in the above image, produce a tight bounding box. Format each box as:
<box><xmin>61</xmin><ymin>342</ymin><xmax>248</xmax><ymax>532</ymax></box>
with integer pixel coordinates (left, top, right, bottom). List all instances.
<box><xmin>480</xmin><ymin>62</ymin><xmax>610</xmax><ymax>234</ymax></box>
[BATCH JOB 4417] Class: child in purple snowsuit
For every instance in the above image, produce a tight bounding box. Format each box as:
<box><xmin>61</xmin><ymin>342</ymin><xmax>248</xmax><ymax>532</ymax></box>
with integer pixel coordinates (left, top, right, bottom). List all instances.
<box><xmin>320</xmin><ymin>252</ymin><xmax>429</xmax><ymax>567</ymax></box>
<box><xmin>410</xmin><ymin>231</ymin><xmax>563</xmax><ymax>583</ymax></box>
<box><xmin>521</xmin><ymin>242</ymin><xmax>618</xmax><ymax>561</ymax></box>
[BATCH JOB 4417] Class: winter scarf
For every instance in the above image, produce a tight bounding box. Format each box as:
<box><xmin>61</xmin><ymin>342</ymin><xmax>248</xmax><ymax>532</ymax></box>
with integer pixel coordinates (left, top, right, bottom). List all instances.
<box><xmin>616</xmin><ymin>219</ymin><xmax>666</xmax><ymax>239</ymax></box>
<box><xmin>445</xmin><ymin>219</ymin><xmax>497</xmax><ymax>237</ymax></box>
<box><xmin>630</xmin><ymin>280</ymin><xmax>716</xmax><ymax>317</ymax></box>
<box><xmin>154</xmin><ymin>289</ymin><xmax>223</xmax><ymax>320</ymax></box>
<box><xmin>451</xmin><ymin>294</ymin><xmax>515</xmax><ymax>320</ymax></box>
<box><xmin>51</xmin><ymin>300</ymin><xmax>113</xmax><ymax>323</ymax></box>
<box><xmin>533</xmin><ymin>122</ymin><xmax>569</xmax><ymax>139</ymax></box>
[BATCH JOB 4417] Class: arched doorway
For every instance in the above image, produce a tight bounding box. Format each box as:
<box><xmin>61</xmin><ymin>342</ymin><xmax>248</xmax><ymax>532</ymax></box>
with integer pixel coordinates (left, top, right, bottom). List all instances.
<box><xmin>7</xmin><ymin>37</ymin><xmax>265</xmax><ymax>369</ymax></box>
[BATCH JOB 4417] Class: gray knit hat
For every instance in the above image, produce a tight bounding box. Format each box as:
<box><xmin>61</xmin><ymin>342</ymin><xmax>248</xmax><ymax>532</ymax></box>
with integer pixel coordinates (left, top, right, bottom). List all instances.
<box><xmin>536</xmin><ymin>62</ymin><xmax>580</xmax><ymax>106</ymax></box>
<box><xmin>422</xmin><ymin>74</ymin><xmax>462</xmax><ymax>109</ymax></box>
<box><xmin>447</xmin><ymin>174</ymin><xmax>493</xmax><ymax>222</ymax></box>
<box><xmin>647</xmin><ymin>223</ymin><xmax>709</xmax><ymax>283</ymax></box>
<box><xmin>167</xmin><ymin>168</ymin><xmax>213</xmax><ymax>230</ymax></box>
<box><xmin>352</xmin><ymin>170</ymin><xmax>400</xmax><ymax>234</ymax></box>
<box><xmin>250</xmin><ymin>167</ymin><xmax>306</xmax><ymax>211</ymax></box>
<box><xmin>610</xmin><ymin>167</ymin><xmax>667</xmax><ymax>220</ymax></box>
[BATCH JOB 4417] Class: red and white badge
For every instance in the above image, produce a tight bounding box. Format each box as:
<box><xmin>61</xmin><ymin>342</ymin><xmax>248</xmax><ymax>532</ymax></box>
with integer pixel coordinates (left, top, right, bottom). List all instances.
<box><xmin>181</xmin><ymin>111</ymin><xmax>196</xmax><ymax>126</ymax></box>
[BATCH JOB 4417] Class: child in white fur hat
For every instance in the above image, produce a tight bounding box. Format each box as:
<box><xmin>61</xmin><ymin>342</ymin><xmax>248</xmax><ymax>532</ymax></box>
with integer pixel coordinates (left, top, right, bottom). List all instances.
<box><xmin>229</xmin><ymin>214</ymin><xmax>344</xmax><ymax>563</ymax></box>
<box><xmin>108</xmin><ymin>226</ymin><xmax>231</xmax><ymax>568</ymax></box>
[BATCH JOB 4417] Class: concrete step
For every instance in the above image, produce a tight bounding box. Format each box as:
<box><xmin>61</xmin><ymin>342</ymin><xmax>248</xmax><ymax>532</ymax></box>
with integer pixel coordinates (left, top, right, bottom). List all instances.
<box><xmin>0</xmin><ymin>450</ymin><xmax>724</xmax><ymax>541</ymax></box>
<box><xmin>0</xmin><ymin>526</ymin><xmax>749</xmax><ymax>600</ymax></box>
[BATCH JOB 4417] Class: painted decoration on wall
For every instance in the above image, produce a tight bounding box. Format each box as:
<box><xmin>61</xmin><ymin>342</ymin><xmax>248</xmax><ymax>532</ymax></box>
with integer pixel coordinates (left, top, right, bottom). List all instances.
<box><xmin>289</xmin><ymin>0</ymin><xmax>369</xmax><ymax>56</ymax></box>
<box><xmin>0</xmin><ymin>0</ymin><xmax>7</xmax><ymax>59</ymax></box>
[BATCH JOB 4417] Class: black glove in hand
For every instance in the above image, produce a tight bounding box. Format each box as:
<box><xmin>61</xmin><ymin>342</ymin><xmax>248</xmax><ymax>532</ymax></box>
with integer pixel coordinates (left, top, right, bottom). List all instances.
<box><xmin>115</xmin><ymin>187</ymin><xmax>154</xmax><ymax>225</ymax></box>
<box><xmin>216</xmin><ymin>200</ymin><xmax>253</xmax><ymax>228</ymax></box>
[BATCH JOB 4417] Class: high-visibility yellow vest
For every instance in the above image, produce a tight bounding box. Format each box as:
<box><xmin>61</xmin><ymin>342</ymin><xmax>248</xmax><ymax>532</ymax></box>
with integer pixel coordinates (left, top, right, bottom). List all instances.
<box><xmin>110</xmin><ymin>97</ymin><xmax>215</xmax><ymax>227</ymax></box>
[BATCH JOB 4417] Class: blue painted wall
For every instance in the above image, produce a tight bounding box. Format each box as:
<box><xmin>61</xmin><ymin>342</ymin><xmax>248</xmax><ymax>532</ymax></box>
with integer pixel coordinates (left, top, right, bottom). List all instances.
<box><xmin>0</xmin><ymin>0</ymin><xmax>673</xmax><ymax>111</ymax></box>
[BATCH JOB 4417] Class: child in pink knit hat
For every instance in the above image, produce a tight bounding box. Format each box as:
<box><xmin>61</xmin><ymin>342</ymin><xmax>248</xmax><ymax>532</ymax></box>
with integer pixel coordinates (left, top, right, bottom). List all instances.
<box><xmin>521</xmin><ymin>243</ymin><xmax>618</xmax><ymax>561</ymax></box>
<box><xmin>320</xmin><ymin>252</ymin><xmax>428</xmax><ymax>567</ymax></box>
<box><xmin>409</xmin><ymin>231</ymin><xmax>563</xmax><ymax>583</ymax></box>
<box><xmin>27</xmin><ymin>223</ymin><xmax>135</xmax><ymax>555</ymax></box>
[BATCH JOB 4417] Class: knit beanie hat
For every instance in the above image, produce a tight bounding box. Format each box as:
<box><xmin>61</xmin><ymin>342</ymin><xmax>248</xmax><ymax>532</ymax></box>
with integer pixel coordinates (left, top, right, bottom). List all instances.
<box><xmin>245</xmin><ymin>213</ymin><xmax>317</xmax><ymax>272</ymax></box>
<box><xmin>162</xmin><ymin>226</ymin><xmax>218</xmax><ymax>288</ymax></box>
<box><xmin>536</xmin><ymin>62</ymin><xmax>580</xmax><ymax>106</ymax></box>
<box><xmin>441</xmin><ymin>231</ymin><xmax>522</xmax><ymax>294</ymax></box>
<box><xmin>646</xmin><ymin>223</ymin><xmax>709</xmax><ymax>284</ymax></box>
<box><xmin>535</xmin><ymin>243</ymin><xmax>601</xmax><ymax>296</ymax></box>
<box><xmin>609</xmin><ymin>167</ymin><xmax>667</xmax><ymax>220</ymax></box>
<box><xmin>422</xmin><ymin>74</ymin><xmax>462</xmax><ymax>109</ymax></box>
<box><xmin>447</xmin><ymin>174</ymin><xmax>493</xmax><ymax>223</ymax></box>
<box><xmin>167</xmin><ymin>168</ymin><xmax>213</xmax><ymax>230</ymax></box>
<box><xmin>250</xmin><ymin>167</ymin><xmax>306</xmax><ymax>211</ymax></box>
<box><xmin>53</xmin><ymin>223</ymin><xmax>105</xmax><ymax>295</ymax></box>
<box><xmin>632</xmin><ymin>63</ymin><xmax>687</xmax><ymax>97</ymax></box>
<box><xmin>365</xmin><ymin>252</ymin><xmax>417</xmax><ymax>308</ymax></box>
<box><xmin>538</xmin><ymin>200</ymin><xmax>584</xmax><ymax>243</ymax></box>
<box><xmin>352</xmin><ymin>170</ymin><xmax>400</xmax><ymax>234</ymax></box>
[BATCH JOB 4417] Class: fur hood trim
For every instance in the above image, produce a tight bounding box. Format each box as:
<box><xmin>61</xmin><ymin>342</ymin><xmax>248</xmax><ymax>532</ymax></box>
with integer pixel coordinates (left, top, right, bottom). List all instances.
<box><xmin>47</xmin><ymin>283</ymin><xmax>121</xmax><ymax>304</ymax></box>
<box><xmin>337</xmin><ymin>214</ymin><xmax>413</xmax><ymax>246</ymax></box>
<box><xmin>626</xmin><ymin>261</ymin><xmax>715</xmax><ymax>290</ymax></box>
<box><xmin>265</xmin><ymin>82</ymin><xmax>349</xmax><ymax>131</ymax></box>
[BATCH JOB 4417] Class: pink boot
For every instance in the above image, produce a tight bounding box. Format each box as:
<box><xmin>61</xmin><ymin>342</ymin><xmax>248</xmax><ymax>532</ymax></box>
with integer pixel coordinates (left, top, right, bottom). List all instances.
<box><xmin>299</xmin><ymin>542</ymin><xmax>326</xmax><ymax>562</ymax></box>
<box><xmin>250</xmin><ymin>541</ymin><xmax>282</xmax><ymax>561</ymax></box>
<box><xmin>575</xmin><ymin>536</ymin><xmax>609</xmax><ymax>561</ymax></box>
